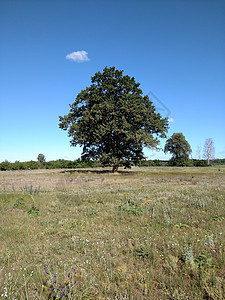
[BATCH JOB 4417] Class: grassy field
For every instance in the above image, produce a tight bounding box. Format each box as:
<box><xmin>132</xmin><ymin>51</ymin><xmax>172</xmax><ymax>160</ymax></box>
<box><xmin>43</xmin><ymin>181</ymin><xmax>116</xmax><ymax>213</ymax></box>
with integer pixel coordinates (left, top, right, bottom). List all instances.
<box><xmin>0</xmin><ymin>166</ymin><xmax>225</xmax><ymax>299</ymax></box>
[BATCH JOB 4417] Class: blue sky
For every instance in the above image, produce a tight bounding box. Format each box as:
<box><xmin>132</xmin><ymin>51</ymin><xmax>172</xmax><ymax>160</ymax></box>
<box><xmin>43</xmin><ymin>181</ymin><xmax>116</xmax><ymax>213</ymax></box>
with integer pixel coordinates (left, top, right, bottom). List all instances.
<box><xmin>0</xmin><ymin>0</ymin><xmax>225</xmax><ymax>162</ymax></box>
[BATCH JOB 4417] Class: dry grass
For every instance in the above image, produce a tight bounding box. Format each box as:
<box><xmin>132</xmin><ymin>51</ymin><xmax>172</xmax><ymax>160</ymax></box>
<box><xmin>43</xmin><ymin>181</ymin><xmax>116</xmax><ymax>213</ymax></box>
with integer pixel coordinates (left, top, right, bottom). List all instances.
<box><xmin>0</xmin><ymin>166</ymin><xmax>225</xmax><ymax>299</ymax></box>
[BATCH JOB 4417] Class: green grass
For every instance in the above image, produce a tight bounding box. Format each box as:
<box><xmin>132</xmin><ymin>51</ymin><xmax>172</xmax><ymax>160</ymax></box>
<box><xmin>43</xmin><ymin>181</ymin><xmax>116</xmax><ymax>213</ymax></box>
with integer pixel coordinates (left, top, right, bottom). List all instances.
<box><xmin>0</xmin><ymin>166</ymin><xmax>225</xmax><ymax>299</ymax></box>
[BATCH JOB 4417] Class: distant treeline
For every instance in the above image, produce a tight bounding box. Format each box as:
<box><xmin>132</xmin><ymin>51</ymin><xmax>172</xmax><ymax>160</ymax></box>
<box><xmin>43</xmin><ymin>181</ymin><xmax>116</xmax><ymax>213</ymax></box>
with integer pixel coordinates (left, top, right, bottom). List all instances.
<box><xmin>210</xmin><ymin>158</ymin><xmax>225</xmax><ymax>165</ymax></box>
<box><xmin>0</xmin><ymin>159</ymin><xmax>101</xmax><ymax>171</ymax></box>
<box><xmin>0</xmin><ymin>158</ymin><xmax>225</xmax><ymax>171</ymax></box>
<box><xmin>141</xmin><ymin>158</ymin><xmax>225</xmax><ymax>167</ymax></box>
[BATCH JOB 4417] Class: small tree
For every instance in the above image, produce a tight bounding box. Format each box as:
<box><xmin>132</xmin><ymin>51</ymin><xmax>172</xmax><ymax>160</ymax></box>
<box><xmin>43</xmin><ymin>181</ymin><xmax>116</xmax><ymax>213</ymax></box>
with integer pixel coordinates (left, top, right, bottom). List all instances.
<box><xmin>203</xmin><ymin>138</ymin><xmax>215</xmax><ymax>165</ymax></box>
<box><xmin>59</xmin><ymin>67</ymin><xmax>168</xmax><ymax>172</ymax></box>
<box><xmin>37</xmin><ymin>154</ymin><xmax>46</xmax><ymax>169</ymax></box>
<box><xmin>164</xmin><ymin>133</ymin><xmax>192</xmax><ymax>166</ymax></box>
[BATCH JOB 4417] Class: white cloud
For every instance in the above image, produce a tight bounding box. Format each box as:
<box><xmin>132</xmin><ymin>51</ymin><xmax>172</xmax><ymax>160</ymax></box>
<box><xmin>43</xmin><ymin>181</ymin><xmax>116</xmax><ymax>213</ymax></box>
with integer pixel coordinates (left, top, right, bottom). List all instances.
<box><xmin>66</xmin><ymin>50</ymin><xmax>90</xmax><ymax>63</ymax></box>
<box><xmin>168</xmin><ymin>118</ymin><xmax>175</xmax><ymax>123</ymax></box>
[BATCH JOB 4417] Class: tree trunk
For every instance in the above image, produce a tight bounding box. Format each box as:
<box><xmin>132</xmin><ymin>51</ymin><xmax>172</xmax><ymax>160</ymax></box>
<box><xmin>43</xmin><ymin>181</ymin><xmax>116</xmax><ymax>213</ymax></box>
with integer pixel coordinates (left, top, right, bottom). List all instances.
<box><xmin>112</xmin><ymin>163</ymin><xmax>119</xmax><ymax>173</ymax></box>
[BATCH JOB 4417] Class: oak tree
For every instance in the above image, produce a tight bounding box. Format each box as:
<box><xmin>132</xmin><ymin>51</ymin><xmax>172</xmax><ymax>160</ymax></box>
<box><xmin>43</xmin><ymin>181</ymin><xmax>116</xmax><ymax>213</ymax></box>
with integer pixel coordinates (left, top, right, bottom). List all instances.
<box><xmin>59</xmin><ymin>67</ymin><xmax>168</xmax><ymax>172</ymax></box>
<box><xmin>164</xmin><ymin>133</ymin><xmax>192</xmax><ymax>166</ymax></box>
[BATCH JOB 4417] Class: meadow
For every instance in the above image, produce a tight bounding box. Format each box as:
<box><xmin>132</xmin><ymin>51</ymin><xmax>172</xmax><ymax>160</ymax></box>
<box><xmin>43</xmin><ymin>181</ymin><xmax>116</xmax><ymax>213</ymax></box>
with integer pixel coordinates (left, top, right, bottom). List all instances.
<box><xmin>0</xmin><ymin>166</ymin><xmax>225</xmax><ymax>299</ymax></box>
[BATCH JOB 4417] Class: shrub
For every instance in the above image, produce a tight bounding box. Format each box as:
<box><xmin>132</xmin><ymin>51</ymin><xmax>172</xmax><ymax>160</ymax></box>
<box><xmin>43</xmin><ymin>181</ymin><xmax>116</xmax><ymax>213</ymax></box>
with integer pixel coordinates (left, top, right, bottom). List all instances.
<box><xmin>0</xmin><ymin>161</ymin><xmax>11</xmax><ymax>171</ymax></box>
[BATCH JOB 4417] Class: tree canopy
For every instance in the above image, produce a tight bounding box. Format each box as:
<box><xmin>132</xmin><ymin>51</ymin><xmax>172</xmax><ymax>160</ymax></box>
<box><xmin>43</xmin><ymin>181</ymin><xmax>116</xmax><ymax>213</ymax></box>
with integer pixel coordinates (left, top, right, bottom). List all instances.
<box><xmin>59</xmin><ymin>67</ymin><xmax>169</xmax><ymax>172</ymax></box>
<box><xmin>37</xmin><ymin>154</ymin><xmax>46</xmax><ymax>163</ymax></box>
<box><xmin>164</xmin><ymin>132</ymin><xmax>192</xmax><ymax>166</ymax></box>
<box><xmin>37</xmin><ymin>154</ymin><xmax>46</xmax><ymax>168</ymax></box>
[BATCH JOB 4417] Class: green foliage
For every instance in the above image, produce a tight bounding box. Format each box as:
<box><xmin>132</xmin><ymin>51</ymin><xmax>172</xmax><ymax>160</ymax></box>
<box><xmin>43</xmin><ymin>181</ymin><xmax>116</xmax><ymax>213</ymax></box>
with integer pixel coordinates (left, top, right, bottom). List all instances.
<box><xmin>27</xmin><ymin>206</ymin><xmax>40</xmax><ymax>216</ymax></box>
<box><xmin>0</xmin><ymin>160</ymin><xmax>11</xmax><ymax>171</ymax></box>
<box><xmin>44</xmin><ymin>159</ymin><xmax>73</xmax><ymax>169</ymax></box>
<box><xmin>135</xmin><ymin>245</ymin><xmax>154</xmax><ymax>260</ymax></box>
<box><xmin>174</xmin><ymin>223</ymin><xmax>190</xmax><ymax>229</ymax></box>
<box><xmin>140</xmin><ymin>159</ymin><xmax>208</xmax><ymax>167</ymax></box>
<box><xmin>37</xmin><ymin>154</ymin><xmax>46</xmax><ymax>169</ymax></box>
<box><xmin>37</xmin><ymin>154</ymin><xmax>46</xmax><ymax>163</ymax></box>
<box><xmin>13</xmin><ymin>197</ymin><xmax>24</xmax><ymax>209</ymax></box>
<box><xmin>192</xmin><ymin>159</ymin><xmax>208</xmax><ymax>167</ymax></box>
<box><xmin>25</xmin><ymin>160</ymin><xmax>39</xmax><ymax>170</ymax></box>
<box><xmin>0</xmin><ymin>160</ymin><xmax>38</xmax><ymax>171</ymax></box>
<box><xmin>164</xmin><ymin>132</ymin><xmax>192</xmax><ymax>166</ymax></box>
<box><xmin>89</xmin><ymin>207</ymin><xmax>98</xmax><ymax>216</ymax></box>
<box><xmin>11</xmin><ymin>161</ymin><xmax>25</xmax><ymax>170</ymax></box>
<box><xmin>59</xmin><ymin>66</ymin><xmax>168</xmax><ymax>172</ymax></box>
<box><xmin>211</xmin><ymin>158</ymin><xmax>225</xmax><ymax>165</ymax></box>
<box><xmin>195</xmin><ymin>254</ymin><xmax>213</xmax><ymax>268</ymax></box>
<box><xmin>139</xmin><ymin>159</ymin><xmax>164</xmax><ymax>167</ymax></box>
<box><xmin>26</xmin><ymin>193</ymin><xmax>40</xmax><ymax>216</ymax></box>
<box><xmin>44</xmin><ymin>159</ymin><xmax>101</xmax><ymax>169</ymax></box>
<box><xmin>0</xmin><ymin>159</ymin><xmax>102</xmax><ymax>171</ymax></box>
<box><xmin>212</xmin><ymin>215</ymin><xmax>224</xmax><ymax>222</ymax></box>
<box><xmin>118</xmin><ymin>193</ymin><xmax>142</xmax><ymax>215</ymax></box>
<box><xmin>0</xmin><ymin>158</ymin><xmax>211</xmax><ymax>170</ymax></box>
